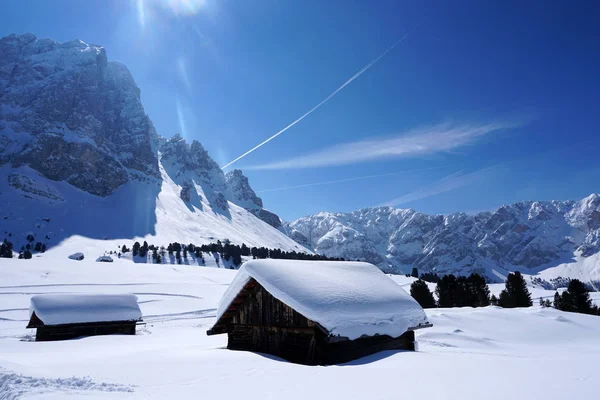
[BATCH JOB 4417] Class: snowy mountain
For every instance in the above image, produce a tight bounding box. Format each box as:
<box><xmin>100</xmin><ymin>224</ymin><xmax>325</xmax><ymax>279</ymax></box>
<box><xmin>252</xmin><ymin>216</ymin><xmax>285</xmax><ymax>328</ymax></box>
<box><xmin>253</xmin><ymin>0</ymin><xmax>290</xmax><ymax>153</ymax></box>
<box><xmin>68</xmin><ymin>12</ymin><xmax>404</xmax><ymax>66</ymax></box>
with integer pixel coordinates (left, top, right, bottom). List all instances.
<box><xmin>286</xmin><ymin>194</ymin><xmax>600</xmax><ymax>284</ymax></box>
<box><xmin>225</xmin><ymin>169</ymin><xmax>283</xmax><ymax>229</ymax></box>
<box><xmin>0</xmin><ymin>33</ymin><xmax>298</xmax><ymax>253</ymax></box>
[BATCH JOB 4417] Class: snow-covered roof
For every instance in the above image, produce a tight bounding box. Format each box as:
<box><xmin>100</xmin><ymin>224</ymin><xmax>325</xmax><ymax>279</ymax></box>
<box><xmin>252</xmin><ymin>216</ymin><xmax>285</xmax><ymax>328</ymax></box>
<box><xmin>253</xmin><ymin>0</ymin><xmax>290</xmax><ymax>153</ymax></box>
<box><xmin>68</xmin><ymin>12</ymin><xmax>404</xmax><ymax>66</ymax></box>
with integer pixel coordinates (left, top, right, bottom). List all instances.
<box><xmin>68</xmin><ymin>252</ymin><xmax>84</xmax><ymax>260</ymax></box>
<box><xmin>29</xmin><ymin>294</ymin><xmax>142</xmax><ymax>326</ymax></box>
<box><xmin>214</xmin><ymin>260</ymin><xmax>429</xmax><ymax>340</ymax></box>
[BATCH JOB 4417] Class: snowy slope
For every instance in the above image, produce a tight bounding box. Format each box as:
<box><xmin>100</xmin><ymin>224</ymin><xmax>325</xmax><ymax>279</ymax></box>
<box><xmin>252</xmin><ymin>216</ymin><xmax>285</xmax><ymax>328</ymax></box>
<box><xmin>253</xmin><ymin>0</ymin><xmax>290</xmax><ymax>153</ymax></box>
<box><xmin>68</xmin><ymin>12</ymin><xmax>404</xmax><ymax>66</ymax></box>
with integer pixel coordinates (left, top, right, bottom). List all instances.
<box><xmin>287</xmin><ymin>194</ymin><xmax>600</xmax><ymax>284</ymax></box>
<box><xmin>0</xmin><ymin>162</ymin><xmax>305</xmax><ymax>256</ymax></box>
<box><xmin>0</xmin><ymin>256</ymin><xmax>599</xmax><ymax>399</ymax></box>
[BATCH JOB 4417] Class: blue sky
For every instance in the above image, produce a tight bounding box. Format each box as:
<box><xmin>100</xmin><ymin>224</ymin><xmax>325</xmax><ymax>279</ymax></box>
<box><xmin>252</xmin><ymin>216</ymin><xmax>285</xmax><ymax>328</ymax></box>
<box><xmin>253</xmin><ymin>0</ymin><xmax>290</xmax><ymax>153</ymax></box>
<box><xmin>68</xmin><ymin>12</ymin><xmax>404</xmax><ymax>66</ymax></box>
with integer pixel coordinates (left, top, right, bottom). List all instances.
<box><xmin>1</xmin><ymin>0</ymin><xmax>599</xmax><ymax>220</ymax></box>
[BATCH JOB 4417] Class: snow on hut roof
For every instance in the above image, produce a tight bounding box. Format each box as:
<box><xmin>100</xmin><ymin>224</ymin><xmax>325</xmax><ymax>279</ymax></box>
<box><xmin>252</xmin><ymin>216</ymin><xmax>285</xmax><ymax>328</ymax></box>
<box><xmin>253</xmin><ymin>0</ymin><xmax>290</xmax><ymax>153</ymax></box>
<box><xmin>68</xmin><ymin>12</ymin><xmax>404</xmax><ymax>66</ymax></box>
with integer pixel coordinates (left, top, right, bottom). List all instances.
<box><xmin>215</xmin><ymin>260</ymin><xmax>429</xmax><ymax>340</ymax></box>
<box><xmin>29</xmin><ymin>294</ymin><xmax>142</xmax><ymax>326</ymax></box>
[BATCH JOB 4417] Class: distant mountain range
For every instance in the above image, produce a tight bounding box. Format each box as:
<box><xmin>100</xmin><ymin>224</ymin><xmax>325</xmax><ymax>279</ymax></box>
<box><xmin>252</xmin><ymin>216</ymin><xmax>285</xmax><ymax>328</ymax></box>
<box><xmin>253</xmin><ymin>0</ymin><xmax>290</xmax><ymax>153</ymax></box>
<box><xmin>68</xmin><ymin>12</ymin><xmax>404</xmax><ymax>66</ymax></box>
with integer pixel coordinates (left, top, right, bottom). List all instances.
<box><xmin>285</xmin><ymin>194</ymin><xmax>600</xmax><ymax>284</ymax></box>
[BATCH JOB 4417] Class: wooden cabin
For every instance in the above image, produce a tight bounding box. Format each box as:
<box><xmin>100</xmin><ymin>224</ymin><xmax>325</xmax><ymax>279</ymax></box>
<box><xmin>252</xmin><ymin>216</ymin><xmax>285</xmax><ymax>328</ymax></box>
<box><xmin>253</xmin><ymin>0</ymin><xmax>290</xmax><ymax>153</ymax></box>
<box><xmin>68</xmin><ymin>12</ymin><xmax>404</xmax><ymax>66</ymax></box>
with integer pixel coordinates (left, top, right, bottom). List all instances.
<box><xmin>208</xmin><ymin>260</ymin><xmax>431</xmax><ymax>365</ymax></box>
<box><xmin>27</xmin><ymin>294</ymin><xmax>143</xmax><ymax>341</ymax></box>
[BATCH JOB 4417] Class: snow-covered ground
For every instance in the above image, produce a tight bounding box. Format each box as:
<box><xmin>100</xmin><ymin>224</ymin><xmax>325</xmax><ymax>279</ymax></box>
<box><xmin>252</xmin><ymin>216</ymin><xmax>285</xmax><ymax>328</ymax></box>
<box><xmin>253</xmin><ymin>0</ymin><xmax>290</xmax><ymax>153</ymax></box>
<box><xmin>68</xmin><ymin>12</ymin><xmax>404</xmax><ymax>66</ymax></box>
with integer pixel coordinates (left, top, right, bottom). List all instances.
<box><xmin>1</xmin><ymin>254</ymin><xmax>600</xmax><ymax>399</ymax></box>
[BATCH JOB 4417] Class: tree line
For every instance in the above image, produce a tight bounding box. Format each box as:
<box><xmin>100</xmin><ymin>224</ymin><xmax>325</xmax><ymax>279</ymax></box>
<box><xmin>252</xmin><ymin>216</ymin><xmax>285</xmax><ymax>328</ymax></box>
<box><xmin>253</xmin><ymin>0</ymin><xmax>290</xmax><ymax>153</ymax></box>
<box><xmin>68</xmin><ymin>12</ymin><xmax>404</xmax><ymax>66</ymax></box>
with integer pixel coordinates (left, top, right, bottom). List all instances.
<box><xmin>1</xmin><ymin>236</ymin><xmax>47</xmax><ymax>259</ymax></box>
<box><xmin>119</xmin><ymin>240</ymin><xmax>344</xmax><ymax>267</ymax></box>
<box><xmin>410</xmin><ymin>270</ymin><xmax>599</xmax><ymax>316</ymax></box>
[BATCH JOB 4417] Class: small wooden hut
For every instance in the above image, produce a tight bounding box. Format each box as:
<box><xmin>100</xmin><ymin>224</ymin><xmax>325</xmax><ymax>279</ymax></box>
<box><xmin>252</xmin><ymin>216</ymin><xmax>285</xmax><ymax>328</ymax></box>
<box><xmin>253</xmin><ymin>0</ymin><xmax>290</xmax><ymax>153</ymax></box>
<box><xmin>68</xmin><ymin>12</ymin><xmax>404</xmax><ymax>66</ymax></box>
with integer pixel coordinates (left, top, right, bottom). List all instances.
<box><xmin>27</xmin><ymin>294</ymin><xmax>143</xmax><ymax>341</ymax></box>
<box><xmin>208</xmin><ymin>260</ymin><xmax>431</xmax><ymax>365</ymax></box>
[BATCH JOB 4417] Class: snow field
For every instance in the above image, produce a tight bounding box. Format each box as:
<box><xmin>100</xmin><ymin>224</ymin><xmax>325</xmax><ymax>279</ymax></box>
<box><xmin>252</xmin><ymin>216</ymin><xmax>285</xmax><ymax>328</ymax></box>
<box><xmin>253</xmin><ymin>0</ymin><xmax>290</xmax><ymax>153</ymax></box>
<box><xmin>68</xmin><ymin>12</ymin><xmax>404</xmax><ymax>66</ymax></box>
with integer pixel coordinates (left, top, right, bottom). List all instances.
<box><xmin>0</xmin><ymin>255</ymin><xmax>599</xmax><ymax>399</ymax></box>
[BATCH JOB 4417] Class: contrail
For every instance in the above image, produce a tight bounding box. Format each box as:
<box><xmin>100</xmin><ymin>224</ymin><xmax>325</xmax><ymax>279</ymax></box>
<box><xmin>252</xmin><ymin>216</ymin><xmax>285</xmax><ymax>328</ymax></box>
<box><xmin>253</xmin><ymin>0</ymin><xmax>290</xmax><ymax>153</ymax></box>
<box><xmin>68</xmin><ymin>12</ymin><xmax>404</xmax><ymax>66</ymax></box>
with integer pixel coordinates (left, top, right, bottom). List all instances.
<box><xmin>255</xmin><ymin>166</ymin><xmax>446</xmax><ymax>193</ymax></box>
<box><xmin>221</xmin><ymin>32</ymin><xmax>414</xmax><ymax>170</ymax></box>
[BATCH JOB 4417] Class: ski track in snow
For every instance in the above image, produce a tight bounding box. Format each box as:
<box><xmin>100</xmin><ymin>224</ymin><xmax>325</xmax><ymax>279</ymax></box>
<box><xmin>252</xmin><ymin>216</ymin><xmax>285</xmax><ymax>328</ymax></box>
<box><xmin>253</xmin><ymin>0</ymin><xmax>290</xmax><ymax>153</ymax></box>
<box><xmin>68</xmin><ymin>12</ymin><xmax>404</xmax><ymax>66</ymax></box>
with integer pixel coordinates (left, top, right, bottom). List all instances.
<box><xmin>0</xmin><ymin>368</ymin><xmax>134</xmax><ymax>400</ymax></box>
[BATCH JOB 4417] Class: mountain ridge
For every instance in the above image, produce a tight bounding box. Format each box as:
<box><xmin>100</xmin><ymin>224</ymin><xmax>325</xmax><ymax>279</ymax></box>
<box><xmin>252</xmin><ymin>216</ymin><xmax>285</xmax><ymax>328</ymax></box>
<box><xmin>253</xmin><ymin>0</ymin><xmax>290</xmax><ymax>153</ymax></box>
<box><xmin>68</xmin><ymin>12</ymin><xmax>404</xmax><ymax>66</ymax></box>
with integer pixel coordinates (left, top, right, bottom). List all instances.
<box><xmin>286</xmin><ymin>194</ymin><xmax>600</xmax><ymax>283</ymax></box>
<box><xmin>0</xmin><ymin>33</ymin><xmax>294</xmax><ymax>252</ymax></box>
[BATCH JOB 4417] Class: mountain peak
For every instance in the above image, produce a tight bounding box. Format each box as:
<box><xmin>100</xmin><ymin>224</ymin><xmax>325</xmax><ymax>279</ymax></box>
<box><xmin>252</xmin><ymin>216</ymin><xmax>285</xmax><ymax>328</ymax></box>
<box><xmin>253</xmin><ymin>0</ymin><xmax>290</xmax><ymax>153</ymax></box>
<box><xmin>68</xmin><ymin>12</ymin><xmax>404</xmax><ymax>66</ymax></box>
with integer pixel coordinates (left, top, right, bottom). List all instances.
<box><xmin>0</xmin><ymin>33</ymin><xmax>159</xmax><ymax>196</ymax></box>
<box><xmin>225</xmin><ymin>169</ymin><xmax>263</xmax><ymax>209</ymax></box>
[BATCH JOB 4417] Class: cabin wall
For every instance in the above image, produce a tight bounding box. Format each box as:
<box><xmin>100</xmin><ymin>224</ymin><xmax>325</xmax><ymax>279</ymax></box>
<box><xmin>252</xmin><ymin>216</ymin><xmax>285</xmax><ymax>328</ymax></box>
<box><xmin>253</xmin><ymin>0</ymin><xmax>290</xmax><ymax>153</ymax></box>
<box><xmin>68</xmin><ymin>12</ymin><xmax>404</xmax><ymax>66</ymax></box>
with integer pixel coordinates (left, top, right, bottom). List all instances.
<box><xmin>228</xmin><ymin>325</ymin><xmax>324</xmax><ymax>365</ymax></box>
<box><xmin>230</xmin><ymin>282</ymin><xmax>317</xmax><ymax>328</ymax></box>
<box><xmin>35</xmin><ymin>321</ymin><xmax>137</xmax><ymax>341</ymax></box>
<box><xmin>222</xmin><ymin>280</ymin><xmax>418</xmax><ymax>365</ymax></box>
<box><xmin>322</xmin><ymin>330</ymin><xmax>416</xmax><ymax>364</ymax></box>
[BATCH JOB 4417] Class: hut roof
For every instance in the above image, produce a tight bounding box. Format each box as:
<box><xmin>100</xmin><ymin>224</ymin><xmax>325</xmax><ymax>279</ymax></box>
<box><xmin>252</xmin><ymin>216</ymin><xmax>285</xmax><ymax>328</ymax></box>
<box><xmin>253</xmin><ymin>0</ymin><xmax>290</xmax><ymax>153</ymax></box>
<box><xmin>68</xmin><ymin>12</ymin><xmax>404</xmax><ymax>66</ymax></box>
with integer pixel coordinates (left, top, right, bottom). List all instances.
<box><xmin>29</xmin><ymin>294</ymin><xmax>142</xmax><ymax>326</ymax></box>
<box><xmin>214</xmin><ymin>260</ymin><xmax>429</xmax><ymax>340</ymax></box>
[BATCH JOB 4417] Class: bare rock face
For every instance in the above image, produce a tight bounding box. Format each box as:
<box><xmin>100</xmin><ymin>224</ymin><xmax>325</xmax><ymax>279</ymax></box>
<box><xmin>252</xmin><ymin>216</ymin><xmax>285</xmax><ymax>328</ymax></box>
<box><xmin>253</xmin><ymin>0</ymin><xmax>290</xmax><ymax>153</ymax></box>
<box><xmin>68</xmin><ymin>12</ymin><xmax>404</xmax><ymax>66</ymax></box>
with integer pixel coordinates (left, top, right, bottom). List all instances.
<box><xmin>0</xmin><ymin>34</ymin><xmax>159</xmax><ymax>196</ymax></box>
<box><xmin>180</xmin><ymin>179</ymin><xmax>193</xmax><ymax>203</ymax></box>
<box><xmin>225</xmin><ymin>169</ymin><xmax>283</xmax><ymax>229</ymax></box>
<box><xmin>225</xmin><ymin>169</ymin><xmax>263</xmax><ymax>208</ymax></box>
<box><xmin>287</xmin><ymin>194</ymin><xmax>600</xmax><ymax>280</ymax></box>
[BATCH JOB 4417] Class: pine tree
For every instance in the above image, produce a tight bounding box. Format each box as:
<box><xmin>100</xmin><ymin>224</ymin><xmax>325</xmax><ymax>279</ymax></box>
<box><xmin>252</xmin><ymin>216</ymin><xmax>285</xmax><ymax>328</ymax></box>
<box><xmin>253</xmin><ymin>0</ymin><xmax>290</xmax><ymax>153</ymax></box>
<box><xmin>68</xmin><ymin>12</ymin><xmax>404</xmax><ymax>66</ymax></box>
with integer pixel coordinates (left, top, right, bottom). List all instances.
<box><xmin>468</xmin><ymin>273</ymin><xmax>491</xmax><ymax>307</ymax></box>
<box><xmin>498</xmin><ymin>271</ymin><xmax>532</xmax><ymax>308</ymax></box>
<box><xmin>0</xmin><ymin>239</ymin><xmax>14</xmax><ymax>258</ymax></box>
<box><xmin>490</xmin><ymin>294</ymin><xmax>498</xmax><ymax>306</ymax></box>
<box><xmin>132</xmin><ymin>241</ymin><xmax>141</xmax><ymax>257</ymax></box>
<box><xmin>556</xmin><ymin>279</ymin><xmax>593</xmax><ymax>314</ymax></box>
<box><xmin>410</xmin><ymin>279</ymin><xmax>436</xmax><ymax>308</ymax></box>
<box><xmin>411</xmin><ymin>267</ymin><xmax>419</xmax><ymax>278</ymax></box>
<box><xmin>241</xmin><ymin>243</ymin><xmax>250</xmax><ymax>256</ymax></box>
<box><xmin>436</xmin><ymin>275</ymin><xmax>458</xmax><ymax>308</ymax></box>
<box><xmin>553</xmin><ymin>292</ymin><xmax>562</xmax><ymax>310</ymax></box>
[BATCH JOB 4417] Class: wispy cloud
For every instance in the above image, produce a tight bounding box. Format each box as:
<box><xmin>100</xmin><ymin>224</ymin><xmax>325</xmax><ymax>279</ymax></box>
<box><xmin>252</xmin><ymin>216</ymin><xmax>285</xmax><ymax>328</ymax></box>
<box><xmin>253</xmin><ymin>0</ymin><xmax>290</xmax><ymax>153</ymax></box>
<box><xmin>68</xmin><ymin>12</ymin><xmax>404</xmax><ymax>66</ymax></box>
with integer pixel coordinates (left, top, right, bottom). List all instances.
<box><xmin>376</xmin><ymin>167</ymin><xmax>498</xmax><ymax>207</ymax></box>
<box><xmin>220</xmin><ymin>30</ymin><xmax>418</xmax><ymax>170</ymax></box>
<box><xmin>255</xmin><ymin>166</ymin><xmax>446</xmax><ymax>194</ymax></box>
<box><xmin>246</xmin><ymin>121</ymin><xmax>519</xmax><ymax>171</ymax></box>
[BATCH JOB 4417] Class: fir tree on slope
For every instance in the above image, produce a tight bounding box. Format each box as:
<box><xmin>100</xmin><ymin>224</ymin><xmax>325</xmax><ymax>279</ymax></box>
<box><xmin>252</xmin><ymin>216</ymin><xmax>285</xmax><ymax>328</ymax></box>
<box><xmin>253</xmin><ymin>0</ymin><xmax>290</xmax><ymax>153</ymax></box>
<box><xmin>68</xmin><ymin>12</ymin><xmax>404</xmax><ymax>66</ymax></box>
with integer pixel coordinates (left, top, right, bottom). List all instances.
<box><xmin>490</xmin><ymin>294</ymin><xmax>498</xmax><ymax>306</ymax></box>
<box><xmin>435</xmin><ymin>274</ymin><xmax>491</xmax><ymax>308</ymax></box>
<box><xmin>468</xmin><ymin>273</ymin><xmax>491</xmax><ymax>307</ymax></box>
<box><xmin>554</xmin><ymin>279</ymin><xmax>595</xmax><ymax>314</ymax></box>
<box><xmin>436</xmin><ymin>274</ymin><xmax>458</xmax><ymax>307</ymax></box>
<box><xmin>498</xmin><ymin>271</ymin><xmax>532</xmax><ymax>308</ymax></box>
<box><xmin>410</xmin><ymin>279</ymin><xmax>436</xmax><ymax>308</ymax></box>
<box><xmin>0</xmin><ymin>239</ymin><xmax>13</xmax><ymax>258</ymax></box>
